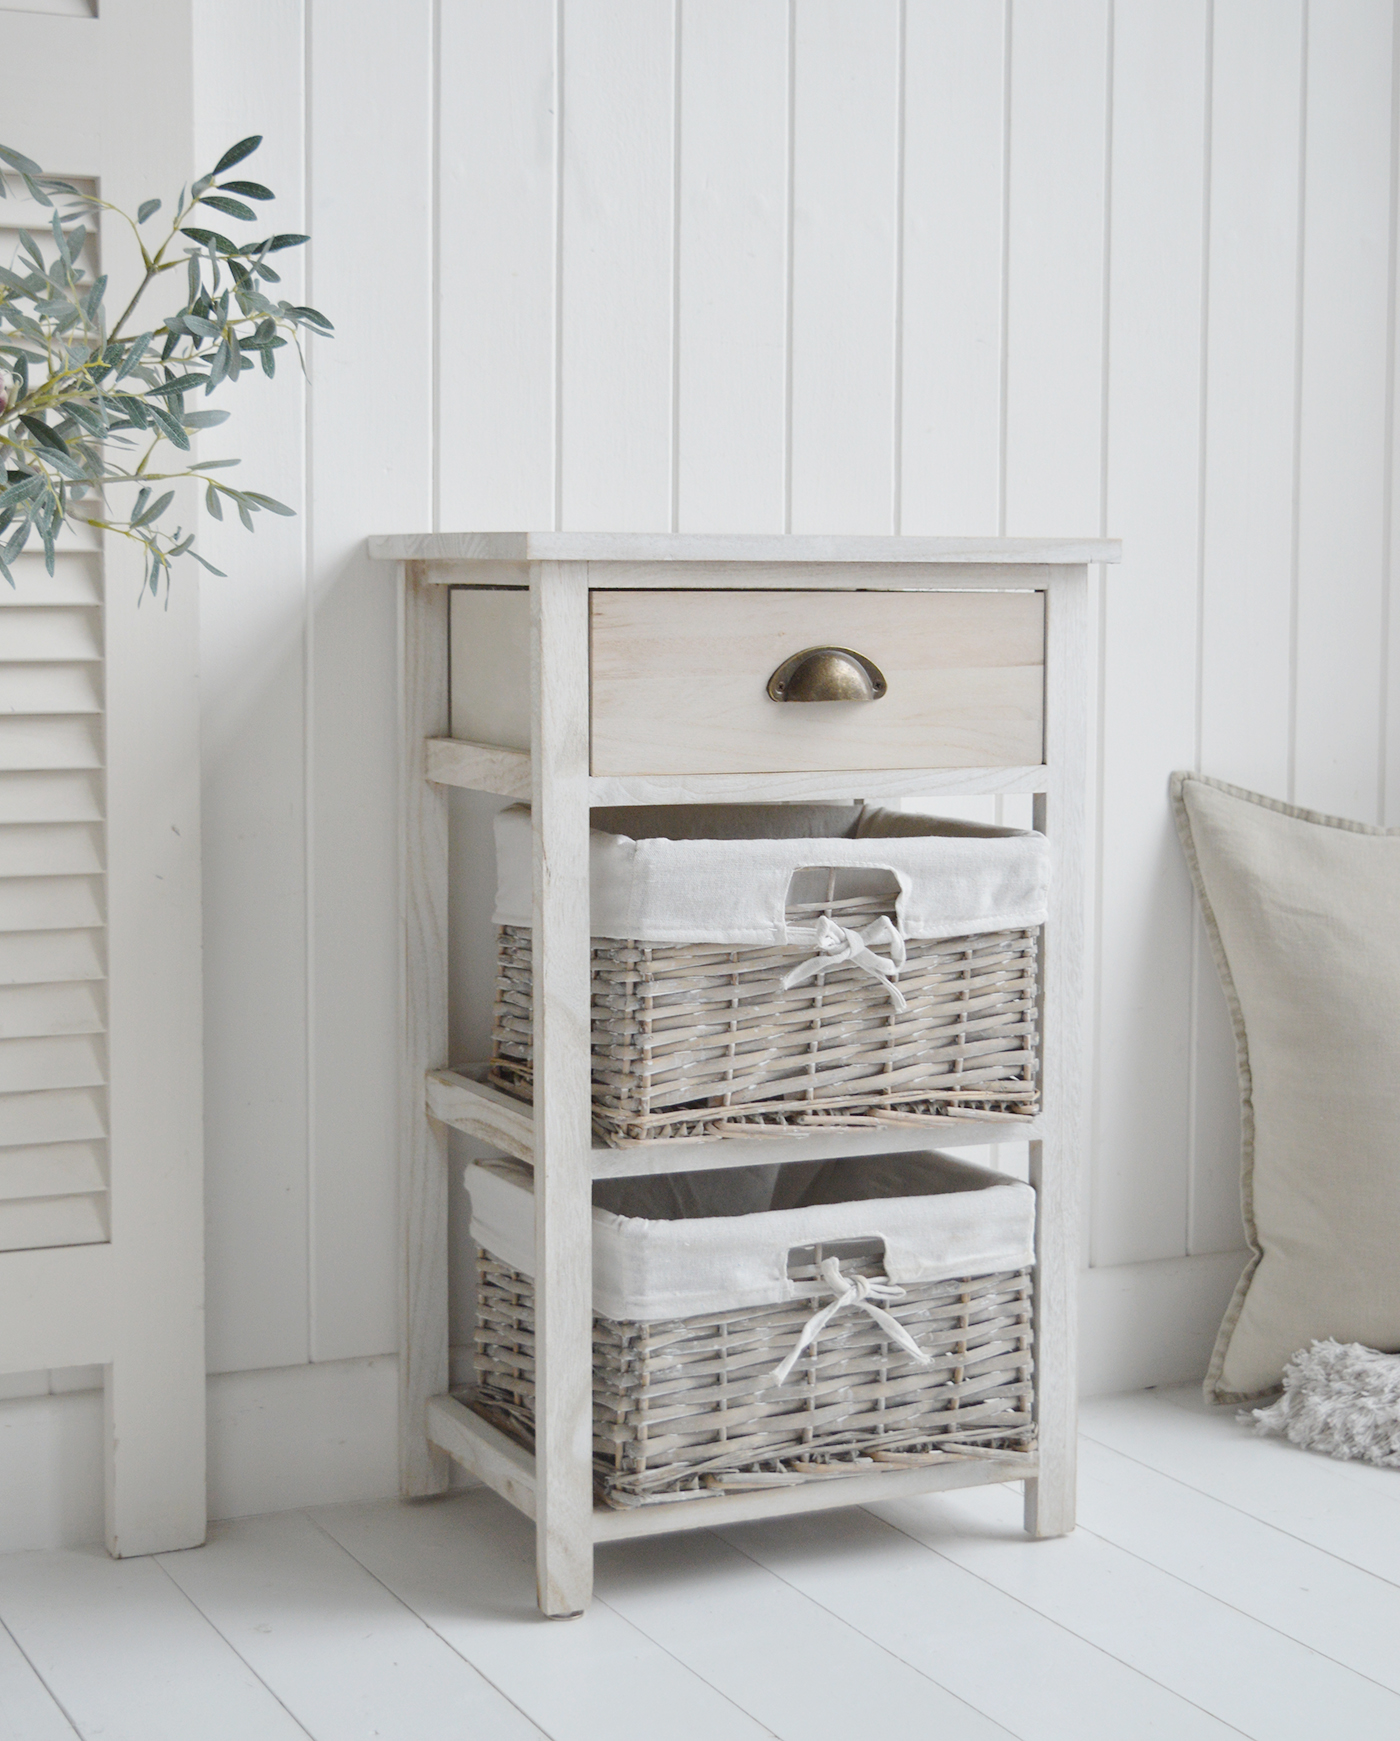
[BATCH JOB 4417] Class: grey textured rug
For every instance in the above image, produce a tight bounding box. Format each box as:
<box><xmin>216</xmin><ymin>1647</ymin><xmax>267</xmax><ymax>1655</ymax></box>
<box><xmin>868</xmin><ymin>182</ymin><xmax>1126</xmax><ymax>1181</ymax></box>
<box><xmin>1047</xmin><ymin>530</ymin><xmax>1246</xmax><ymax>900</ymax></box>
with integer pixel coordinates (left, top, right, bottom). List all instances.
<box><xmin>1248</xmin><ymin>1340</ymin><xmax>1400</xmax><ymax>1467</ymax></box>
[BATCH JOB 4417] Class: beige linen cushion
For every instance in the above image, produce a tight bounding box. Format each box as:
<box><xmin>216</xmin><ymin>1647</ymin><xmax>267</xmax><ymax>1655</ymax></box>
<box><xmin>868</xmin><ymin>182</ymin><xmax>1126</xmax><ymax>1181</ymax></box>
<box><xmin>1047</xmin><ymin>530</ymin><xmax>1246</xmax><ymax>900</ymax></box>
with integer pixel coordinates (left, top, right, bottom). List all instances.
<box><xmin>1171</xmin><ymin>772</ymin><xmax>1400</xmax><ymax>1404</ymax></box>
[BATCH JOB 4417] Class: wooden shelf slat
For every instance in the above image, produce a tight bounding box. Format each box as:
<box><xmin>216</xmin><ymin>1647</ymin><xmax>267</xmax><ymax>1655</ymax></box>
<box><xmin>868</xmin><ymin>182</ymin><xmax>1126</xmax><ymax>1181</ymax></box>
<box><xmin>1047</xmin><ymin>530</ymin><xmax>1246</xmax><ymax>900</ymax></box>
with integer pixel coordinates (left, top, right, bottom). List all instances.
<box><xmin>589</xmin><ymin>765</ymin><xmax>1050</xmax><ymax>805</ymax></box>
<box><xmin>425</xmin><ymin>1393</ymin><xmax>1036</xmax><ymax>1541</ymax></box>
<box><xmin>424</xmin><ymin>738</ymin><xmax>1049</xmax><ymax>803</ymax></box>
<box><xmin>425</xmin><ymin>738</ymin><xmax>531</xmax><ymax>799</ymax></box>
<box><xmin>426</xmin><ymin>1395</ymin><xmax>536</xmax><ymax>1519</ymax></box>
<box><xmin>592</xmin><ymin>1449</ymin><xmax>1038</xmax><ymax>1540</ymax></box>
<box><xmin>427</xmin><ymin>1067</ymin><xmax>1039</xmax><ymax>1175</ymax></box>
<box><xmin>427</xmin><ymin>1069</ymin><xmax>533</xmax><ymax>1160</ymax></box>
<box><xmin>370</xmin><ymin>530</ymin><xmax>1119</xmax><ymax>566</ymax></box>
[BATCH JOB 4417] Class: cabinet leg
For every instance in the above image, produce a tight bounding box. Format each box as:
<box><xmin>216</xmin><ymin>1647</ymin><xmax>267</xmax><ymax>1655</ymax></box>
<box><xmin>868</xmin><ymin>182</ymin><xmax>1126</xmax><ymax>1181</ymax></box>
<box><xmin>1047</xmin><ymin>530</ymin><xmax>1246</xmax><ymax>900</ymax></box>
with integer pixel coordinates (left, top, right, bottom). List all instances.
<box><xmin>1024</xmin><ymin>1128</ymin><xmax>1078</xmax><ymax>1539</ymax></box>
<box><xmin>531</xmin><ymin>560</ymin><xmax>595</xmax><ymax>1617</ymax></box>
<box><xmin>1023</xmin><ymin>1239</ymin><xmax>1078</xmax><ymax>1539</ymax></box>
<box><xmin>1024</xmin><ymin>1452</ymin><xmax>1076</xmax><ymax>1539</ymax></box>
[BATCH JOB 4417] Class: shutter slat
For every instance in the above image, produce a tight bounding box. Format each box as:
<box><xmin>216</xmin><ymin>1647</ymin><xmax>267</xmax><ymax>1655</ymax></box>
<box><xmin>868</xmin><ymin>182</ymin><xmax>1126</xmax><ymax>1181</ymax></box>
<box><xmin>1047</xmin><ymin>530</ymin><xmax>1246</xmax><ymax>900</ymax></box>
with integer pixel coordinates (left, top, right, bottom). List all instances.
<box><xmin>0</xmin><ymin>665</ymin><xmax>103</xmax><ymax>714</ymax></box>
<box><xmin>0</xmin><ymin>1034</ymin><xmax>104</xmax><ymax>1093</ymax></box>
<box><xmin>0</xmin><ymin>771</ymin><xmax>104</xmax><ymax>824</ymax></box>
<box><xmin>0</xmin><ymin>1192</ymin><xmax>108</xmax><ymax>1253</ymax></box>
<box><xmin>0</xmin><ymin>929</ymin><xmax>105</xmax><ymax>986</ymax></box>
<box><xmin>0</xmin><ymin>876</ymin><xmax>104</xmax><ymax>933</ymax></box>
<box><xmin>0</xmin><ymin>824</ymin><xmax>104</xmax><ymax>878</ymax></box>
<box><xmin>0</xmin><ymin>717</ymin><xmax>103</xmax><ymax>771</ymax></box>
<box><xmin>0</xmin><ymin>557</ymin><xmax>101</xmax><ymax>606</ymax></box>
<box><xmin>0</xmin><ymin>187</ymin><xmax>111</xmax><ymax>1261</ymax></box>
<box><xmin>0</xmin><ymin>1140</ymin><xmax>105</xmax><ymax>1201</ymax></box>
<box><xmin>0</xmin><ymin>980</ymin><xmax>103</xmax><ymax>1038</ymax></box>
<box><xmin>0</xmin><ymin>610</ymin><xmax>102</xmax><ymax>663</ymax></box>
<box><xmin>0</xmin><ymin>1086</ymin><xmax>105</xmax><ymax>1146</ymax></box>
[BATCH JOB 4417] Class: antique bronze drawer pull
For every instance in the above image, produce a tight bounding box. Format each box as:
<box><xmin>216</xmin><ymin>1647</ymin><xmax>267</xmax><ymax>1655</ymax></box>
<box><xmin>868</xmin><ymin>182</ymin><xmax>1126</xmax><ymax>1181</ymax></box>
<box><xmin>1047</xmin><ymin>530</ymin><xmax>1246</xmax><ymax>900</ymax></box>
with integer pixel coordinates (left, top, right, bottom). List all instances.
<box><xmin>766</xmin><ymin>646</ymin><xmax>888</xmax><ymax>703</ymax></box>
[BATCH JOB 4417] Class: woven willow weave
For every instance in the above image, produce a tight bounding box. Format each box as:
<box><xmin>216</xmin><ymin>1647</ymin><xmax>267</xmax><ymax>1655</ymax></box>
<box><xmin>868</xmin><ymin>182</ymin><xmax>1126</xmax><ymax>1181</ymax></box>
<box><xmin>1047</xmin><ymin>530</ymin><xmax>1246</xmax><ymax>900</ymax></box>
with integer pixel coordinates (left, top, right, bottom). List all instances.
<box><xmin>489</xmin><ymin>895</ymin><xmax>1040</xmax><ymax>1145</ymax></box>
<box><xmin>473</xmin><ymin>1247</ymin><xmax>1036</xmax><ymax>1506</ymax></box>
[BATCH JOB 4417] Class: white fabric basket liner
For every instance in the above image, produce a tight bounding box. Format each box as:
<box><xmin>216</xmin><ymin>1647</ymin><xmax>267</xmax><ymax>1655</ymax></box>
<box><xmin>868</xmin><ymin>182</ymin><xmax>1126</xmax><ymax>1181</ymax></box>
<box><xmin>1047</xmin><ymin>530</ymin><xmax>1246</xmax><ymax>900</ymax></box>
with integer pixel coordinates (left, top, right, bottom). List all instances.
<box><xmin>492</xmin><ymin>802</ymin><xmax>1049</xmax><ymax>946</ymax></box>
<box><xmin>466</xmin><ymin>1151</ymin><xmax>1036</xmax><ymax>1323</ymax></box>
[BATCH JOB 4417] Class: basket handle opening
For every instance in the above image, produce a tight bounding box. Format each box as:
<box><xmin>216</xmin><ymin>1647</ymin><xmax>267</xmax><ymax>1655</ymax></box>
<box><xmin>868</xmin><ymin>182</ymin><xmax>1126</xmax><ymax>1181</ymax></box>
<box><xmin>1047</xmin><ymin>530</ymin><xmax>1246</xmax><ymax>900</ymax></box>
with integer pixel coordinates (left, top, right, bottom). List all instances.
<box><xmin>786</xmin><ymin>1235</ymin><xmax>887</xmax><ymax>1282</ymax></box>
<box><xmin>784</xmin><ymin>864</ymin><xmax>902</xmax><ymax>923</ymax></box>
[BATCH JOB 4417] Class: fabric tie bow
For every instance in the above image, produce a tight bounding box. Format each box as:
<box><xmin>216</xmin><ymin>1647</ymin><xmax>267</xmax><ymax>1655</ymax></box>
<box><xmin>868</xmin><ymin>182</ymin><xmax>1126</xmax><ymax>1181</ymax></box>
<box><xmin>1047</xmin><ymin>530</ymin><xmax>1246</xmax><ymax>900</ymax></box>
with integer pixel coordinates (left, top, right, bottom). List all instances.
<box><xmin>771</xmin><ymin>1255</ymin><xmax>932</xmax><ymax>1386</ymax></box>
<box><xmin>781</xmin><ymin>913</ymin><xmax>908</xmax><ymax>1011</ymax></box>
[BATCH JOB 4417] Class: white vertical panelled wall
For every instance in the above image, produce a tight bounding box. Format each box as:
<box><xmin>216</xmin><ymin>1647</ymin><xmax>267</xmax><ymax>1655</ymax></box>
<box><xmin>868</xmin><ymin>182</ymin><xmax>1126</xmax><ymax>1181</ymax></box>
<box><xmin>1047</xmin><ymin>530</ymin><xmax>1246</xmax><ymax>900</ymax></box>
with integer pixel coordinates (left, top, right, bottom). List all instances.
<box><xmin>5</xmin><ymin>0</ymin><xmax>1399</xmax><ymax>1546</ymax></box>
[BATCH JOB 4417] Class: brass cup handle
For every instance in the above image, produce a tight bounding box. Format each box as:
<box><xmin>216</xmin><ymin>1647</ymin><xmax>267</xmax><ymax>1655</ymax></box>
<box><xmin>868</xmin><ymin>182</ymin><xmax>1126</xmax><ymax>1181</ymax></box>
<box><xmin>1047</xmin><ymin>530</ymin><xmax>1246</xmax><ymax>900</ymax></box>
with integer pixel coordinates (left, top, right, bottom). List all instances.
<box><xmin>767</xmin><ymin>646</ymin><xmax>888</xmax><ymax>703</ymax></box>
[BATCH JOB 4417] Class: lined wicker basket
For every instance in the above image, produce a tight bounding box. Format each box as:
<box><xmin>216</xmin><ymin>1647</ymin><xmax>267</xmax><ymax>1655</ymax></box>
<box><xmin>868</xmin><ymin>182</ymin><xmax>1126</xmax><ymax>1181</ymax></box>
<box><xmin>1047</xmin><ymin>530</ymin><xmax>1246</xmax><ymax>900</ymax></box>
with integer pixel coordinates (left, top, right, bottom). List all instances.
<box><xmin>473</xmin><ymin>1244</ymin><xmax>1036</xmax><ymax>1506</ymax></box>
<box><xmin>489</xmin><ymin>890</ymin><xmax>1040</xmax><ymax>1145</ymax></box>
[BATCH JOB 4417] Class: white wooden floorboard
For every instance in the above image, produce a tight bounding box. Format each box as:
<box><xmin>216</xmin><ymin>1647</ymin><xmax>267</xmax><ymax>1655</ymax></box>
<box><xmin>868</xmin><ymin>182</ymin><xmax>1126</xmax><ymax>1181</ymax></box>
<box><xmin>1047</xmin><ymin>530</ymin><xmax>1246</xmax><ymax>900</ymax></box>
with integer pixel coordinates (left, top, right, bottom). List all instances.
<box><xmin>873</xmin><ymin>1483</ymin><xmax>1400</xmax><ymax>1741</ymax></box>
<box><xmin>1077</xmin><ymin>1435</ymin><xmax>1400</xmax><ymax>1695</ymax></box>
<box><xmin>1081</xmin><ymin>1385</ymin><xmax>1400</xmax><ymax>1586</ymax></box>
<box><xmin>5</xmin><ymin>1389</ymin><xmax>1400</xmax><ymax>1741</ymax></box>
<box><xmin>593</xmin><ymin>1521</ymin><xmax>1016</xmax><ymax>1741</ymax></box>
<box><xmin>0</xmin><ymin>1548</ymin><xmax>310</xmax><ymax>1741</ymax></box>
<box><xmin>313</xmin><ymin>1491</ymin><xmax>778</xmax><ymax>1741</ymax></box>
<box><xmin>716</xmin><ymin>1508</ymin><xmax>1236</xmax><ymax>1741</ymax></box>
<box><xmin>156</xmin><ymin>1513</ymin><xmax>547</xmax><ymax>1741</ymax></box>
<box><xmin>0</xmin><ymin>1618</ymin><xmax>78</xmax><ymax>1741</ymax></box>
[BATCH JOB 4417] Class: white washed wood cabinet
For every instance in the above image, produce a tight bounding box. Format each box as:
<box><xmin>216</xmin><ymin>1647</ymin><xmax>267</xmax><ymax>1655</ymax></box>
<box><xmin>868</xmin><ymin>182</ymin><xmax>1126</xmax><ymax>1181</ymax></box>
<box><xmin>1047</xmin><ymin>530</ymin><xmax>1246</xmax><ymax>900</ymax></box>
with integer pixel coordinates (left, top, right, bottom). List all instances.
<box><xmin>372</xmin><ymin>532</ymin><xmax>1118</xmax><ymax>1617</ymax></box>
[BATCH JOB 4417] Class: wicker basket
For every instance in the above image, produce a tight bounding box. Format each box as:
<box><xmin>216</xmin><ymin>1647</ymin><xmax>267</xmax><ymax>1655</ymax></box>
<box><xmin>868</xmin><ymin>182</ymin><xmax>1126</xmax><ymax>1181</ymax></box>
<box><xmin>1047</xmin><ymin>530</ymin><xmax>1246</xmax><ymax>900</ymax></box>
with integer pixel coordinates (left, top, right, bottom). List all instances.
<box><xmin>490</xmin><ymin>891</ymin><xmax>1040</xmax><ymax>1145</ymax></box>
<box><xmin>475</xmin><ymin>1249</ymin><xmax>1034</xmax><ymax>1506</ymax></box>
<box><xmin>468</xmin><ymin>1152</ymin><xmax>1037</xmax><ymax>1507</ymax></box>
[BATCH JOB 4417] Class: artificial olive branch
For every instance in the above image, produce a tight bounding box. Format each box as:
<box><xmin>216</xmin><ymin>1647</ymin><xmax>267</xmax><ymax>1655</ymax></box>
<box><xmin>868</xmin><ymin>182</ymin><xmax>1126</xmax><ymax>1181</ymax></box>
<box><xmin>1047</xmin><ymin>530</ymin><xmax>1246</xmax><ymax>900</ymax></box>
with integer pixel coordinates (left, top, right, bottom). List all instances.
<box><xmin>0</xmin><ymin>135</ymin><xmax>331</xmax><ymax>597</ymax></box>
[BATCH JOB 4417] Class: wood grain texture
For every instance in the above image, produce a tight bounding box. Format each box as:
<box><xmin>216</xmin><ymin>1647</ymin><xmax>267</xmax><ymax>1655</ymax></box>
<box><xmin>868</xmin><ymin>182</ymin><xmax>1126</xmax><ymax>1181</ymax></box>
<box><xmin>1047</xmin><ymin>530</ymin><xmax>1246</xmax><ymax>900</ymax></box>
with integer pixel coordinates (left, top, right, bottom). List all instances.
<box><xmin>529</xmin><ymin>563</ymin><xmax>595</xmax><ymax>1615</ymax></box>
<box><xmin>427</xmin><ymin>1069</ymin><xmax>534</xmax><ymax>1162</ymax></box>
<box><xmin>426</xmin><ymin>1394</ymin><xmax>537</xmax><ymax>1519</ymax></box>
<box><xmin>368</xmin><ymin>532</ymin><xmax>1121</xmax><ymax>565</ymax></box>
<box><xmin>582</xmin><ymin>560</ymin><xmax>1061</xmax><ymax>591</ymax></box>
<box><xmin>397</xmin><ymin>565</ymin><xmax>451</xmax><ymax>1498</ymax></box>
<box><xmin>593</xmin><ymin>1450</ymin><xmax>1037</xmax><ymax>1541</ymax></box>
<box><xmin>426</xmin><ymin>754</ymin><xmax>1052</xmax><ymax>806</ymax></box>
<box><xmin>427</xmin><ymin>740</ymin><xmax>532</xmax><ymax>801</ymax></box>
<box><xmin>589</xmin><ymin>588</ymin><xmax>1045</xmax><ymax>775</ymax></box>
<box><xmin>588</xmin><ymin>765</ymin><xmax>1051</xmax><ymax>805</ymax></box>
<box><xmin>1025</xmin><ymin>566</ymin><xmax>1090</xmax><ymax>1538</ymax></box>
<box><xmin>428</xmin><ymin>1066</ymin><xmax>1041</xmax><ymax>1174</ymax></box>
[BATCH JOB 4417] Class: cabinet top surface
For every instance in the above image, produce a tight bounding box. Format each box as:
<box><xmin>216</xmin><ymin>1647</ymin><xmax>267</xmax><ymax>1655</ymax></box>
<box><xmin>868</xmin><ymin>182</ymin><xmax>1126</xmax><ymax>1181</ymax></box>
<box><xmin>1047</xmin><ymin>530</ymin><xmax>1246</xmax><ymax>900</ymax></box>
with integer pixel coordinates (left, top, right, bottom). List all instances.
<box><xmin>367</xmin><ymin>530</ymin><xmax>1120</xmax><ymax>566</ymax></box>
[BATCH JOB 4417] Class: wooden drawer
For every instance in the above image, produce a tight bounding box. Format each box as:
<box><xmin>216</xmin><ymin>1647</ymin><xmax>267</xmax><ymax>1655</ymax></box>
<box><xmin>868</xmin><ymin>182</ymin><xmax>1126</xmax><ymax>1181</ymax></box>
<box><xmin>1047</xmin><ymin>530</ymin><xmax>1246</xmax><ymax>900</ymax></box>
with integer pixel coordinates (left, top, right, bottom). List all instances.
<box><xmin>588</xmin><ymin>589</ymin><xmax>1044</xmax><ymax>776</ymax></box>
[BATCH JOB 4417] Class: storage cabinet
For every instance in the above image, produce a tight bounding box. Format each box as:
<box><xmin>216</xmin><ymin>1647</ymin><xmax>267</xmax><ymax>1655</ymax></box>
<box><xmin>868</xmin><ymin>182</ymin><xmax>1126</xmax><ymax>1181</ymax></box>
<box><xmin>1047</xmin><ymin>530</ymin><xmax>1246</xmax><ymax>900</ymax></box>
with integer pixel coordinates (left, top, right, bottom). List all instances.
<box><xmin>371</xmin><ymin>531</ymin><xmax>1118</xmax><ymax>1617</ymax></box>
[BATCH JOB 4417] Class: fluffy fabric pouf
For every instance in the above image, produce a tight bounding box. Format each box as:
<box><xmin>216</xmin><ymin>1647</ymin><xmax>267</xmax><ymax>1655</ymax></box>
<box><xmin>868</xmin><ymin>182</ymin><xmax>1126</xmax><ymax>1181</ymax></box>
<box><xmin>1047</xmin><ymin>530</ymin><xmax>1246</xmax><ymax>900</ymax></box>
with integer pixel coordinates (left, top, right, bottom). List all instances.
<box><xmin>1248</xmin><ymin>1340</ymin><xmax>1400</xmax><ymax>1467</ymax></box>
